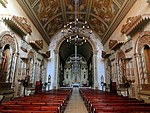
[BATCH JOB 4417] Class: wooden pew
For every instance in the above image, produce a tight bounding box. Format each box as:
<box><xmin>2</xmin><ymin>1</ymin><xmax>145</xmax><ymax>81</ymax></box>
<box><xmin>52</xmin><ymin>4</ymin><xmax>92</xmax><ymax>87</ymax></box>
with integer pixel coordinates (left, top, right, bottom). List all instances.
<box><xmin>79</xmin><ymin>88</ymin><xmax>150</xmax><ymax>113</ymax></box>
<box><xmin>0</xmin><ymin>88</ymin><xmax>72</xmax><ymax>113</ymax></box>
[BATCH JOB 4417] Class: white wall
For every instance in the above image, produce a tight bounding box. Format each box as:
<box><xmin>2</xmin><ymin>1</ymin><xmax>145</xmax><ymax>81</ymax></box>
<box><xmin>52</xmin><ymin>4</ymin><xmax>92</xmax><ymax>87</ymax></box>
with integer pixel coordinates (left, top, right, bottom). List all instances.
<box><xmin>48</xmin><ymin>30</ymin><xmax>105</xmax><ymax>89</ymax></box>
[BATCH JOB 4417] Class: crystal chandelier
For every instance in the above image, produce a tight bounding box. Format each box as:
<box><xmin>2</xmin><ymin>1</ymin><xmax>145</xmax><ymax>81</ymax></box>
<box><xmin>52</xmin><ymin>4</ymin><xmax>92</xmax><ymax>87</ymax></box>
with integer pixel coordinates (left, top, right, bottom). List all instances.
<box><xmin>61</xmin><ymin>0</ymin><xmax>92</xmax><ymax>75</ymax></box>
<box><xmin>61</xmin><ymin>0</ymin><xmax>92</xmax><ymax>45</ymax></box>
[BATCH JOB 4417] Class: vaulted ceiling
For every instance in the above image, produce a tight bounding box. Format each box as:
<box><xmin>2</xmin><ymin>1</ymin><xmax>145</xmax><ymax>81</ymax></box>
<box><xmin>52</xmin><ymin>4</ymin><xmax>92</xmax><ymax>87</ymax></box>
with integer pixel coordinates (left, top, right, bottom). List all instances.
<box><xmin>17</xmin><ymin>0</ymin><xmax>136</xmax><ymax>45</ymax></box>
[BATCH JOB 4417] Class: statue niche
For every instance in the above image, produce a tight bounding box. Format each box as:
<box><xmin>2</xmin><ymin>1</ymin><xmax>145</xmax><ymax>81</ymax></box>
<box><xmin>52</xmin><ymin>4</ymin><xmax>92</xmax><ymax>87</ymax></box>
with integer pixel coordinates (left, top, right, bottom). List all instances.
<box><xmin>0</xmin><ymin>44</ymin><xmax>11</xmax><ymax>82</ymax></box>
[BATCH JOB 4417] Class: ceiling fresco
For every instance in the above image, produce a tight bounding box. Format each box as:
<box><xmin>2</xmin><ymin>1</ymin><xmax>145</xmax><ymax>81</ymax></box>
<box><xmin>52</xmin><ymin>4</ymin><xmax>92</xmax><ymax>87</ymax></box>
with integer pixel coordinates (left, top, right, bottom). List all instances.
<box><xmin>17</xmin><ymin>0</ymin><xmax>136</xmax><ymax>44</ymax></box>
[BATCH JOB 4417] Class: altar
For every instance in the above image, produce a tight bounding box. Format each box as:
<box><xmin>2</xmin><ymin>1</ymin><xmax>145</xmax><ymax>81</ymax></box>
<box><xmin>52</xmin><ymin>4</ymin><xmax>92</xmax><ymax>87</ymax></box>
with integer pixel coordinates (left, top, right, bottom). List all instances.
<box><xmin>72</xmin><ymin>83</ymin><xmax>80</xmax><ymax>87</ymax></box>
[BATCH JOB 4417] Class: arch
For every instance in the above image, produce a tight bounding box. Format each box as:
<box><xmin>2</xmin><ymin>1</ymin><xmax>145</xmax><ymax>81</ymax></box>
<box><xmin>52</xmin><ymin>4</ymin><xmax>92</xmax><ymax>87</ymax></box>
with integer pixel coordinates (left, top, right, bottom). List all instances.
<box><xmin>135</xmin><ymin>31</ymin><xmax>150</xmax><ymax>53</ymax></box>
<box><xmin>54</xmin><ymin>34</ymin><xmax>97</xmax><ymax>52</ymax></box>
<box><xmin>135</xmin><ymin>31</ymin><xmax>150</xmax><ymax>85</ymax></box>
<box><xmin>0</xmin><ymin>31</ymin><xmax>19</xmax><ymax>53</ymax></box>
<box><xmin>0</xmin><ymin>31</ymin><xmax>19</xmax><ymax>83</ymax></box>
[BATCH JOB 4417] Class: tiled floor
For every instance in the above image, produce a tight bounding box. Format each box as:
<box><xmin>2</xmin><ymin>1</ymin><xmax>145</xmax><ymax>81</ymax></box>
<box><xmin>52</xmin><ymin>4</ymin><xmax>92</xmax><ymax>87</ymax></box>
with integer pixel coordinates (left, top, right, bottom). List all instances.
<box><xmin>64</xmin><ymin>87</ymin><xmax>88</xmax><ymax>113</ymax></box>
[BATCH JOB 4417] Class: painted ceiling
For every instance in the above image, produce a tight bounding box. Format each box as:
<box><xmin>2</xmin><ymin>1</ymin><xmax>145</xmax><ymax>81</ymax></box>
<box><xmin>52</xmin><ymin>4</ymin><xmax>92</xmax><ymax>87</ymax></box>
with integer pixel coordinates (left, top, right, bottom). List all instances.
<box><xmin>17</xmin><ymin>0</ymin><xmax>136</xmax><ymax>45</ymax></box>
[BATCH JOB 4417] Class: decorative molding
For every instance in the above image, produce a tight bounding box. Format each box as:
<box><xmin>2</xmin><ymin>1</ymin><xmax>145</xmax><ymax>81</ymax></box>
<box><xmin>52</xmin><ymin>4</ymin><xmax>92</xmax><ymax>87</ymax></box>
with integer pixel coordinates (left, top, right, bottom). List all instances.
<box><xmin>20</xmin><ymin>57</ymin><xmax>28</xmax><ymax>63</ymax></box>
<box><xmin>109</xmin><ymin>40</ymin><xmax>124</xmax><ymax>50</ymax></box>
<box><xmin>39</xmin><ymin>50</ymin><xmax>50</xmax><ymax>59</ymax></box>
<box><xmin>102</xmin><ymin>51</ymin><xmax>111</xmax><ymax>58</ymax></box>
<box><xmin>20</xmin><ymin>40</ymin><xmax>28</xmax><ymax>53</ymax></box>
<box><xmin>121</xmin><ymin>14</ymin><xmax>150</xmax><ymax>35</ymax></box>
<box><xmin>117</xmin><ymin>50</ymin><xmax>125</xmax><ymax>61</ymax></box>
<box><xmin>124</xmin><ymin>54</ymin><xmax>132</xmax><ymax>60</ymax></box>
<box><xmin>12</xmin><ymin>16</ymin><xmax>32</xmax><ymax>35</ymax></box>
<box><xmin>0</xmin><ymin>0</ymin><xmax>8</xmax><ymax>8</ymax></box>
<box><xmin>124</xmin><ymin>39</ymin><xmax>133</xmax><ymax>53</ymax></box>
<box><xmin>137</xmin><ymin>31</ymin><xmax>150</xmax><ymax>53</ymax></box>
<box><xmin>0</xmin><ymin>34</ymin><xmax>16</xmax><ymax>52</ymax></box>
<box><xmin>1</xmin><ymin>15</ymin><xmax>32</xmax><ymax>36</ymax></box>
<box><xmin>20</xmin><ymin>46</ymin><xmax>28</xmax><ymax>53</ymax></box>
<box><xmin>109</xmin><ymin>53</ymin><xmax>115</xmax><ymax>61</ymax></box>
<box><xmin>29</xmin><ymin>40</ymin><xmax>43</xmax><ymax>50</ymax></box>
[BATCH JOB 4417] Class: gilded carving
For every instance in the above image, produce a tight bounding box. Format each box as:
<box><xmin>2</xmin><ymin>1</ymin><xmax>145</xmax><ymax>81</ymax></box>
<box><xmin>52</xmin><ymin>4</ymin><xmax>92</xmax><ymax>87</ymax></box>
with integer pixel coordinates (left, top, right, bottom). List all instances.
<box><xmin>121</xmin><ymin>14</ymin><xmax>150</xmax><ymax>35</ymax></box>
<box><xmin>35</xmin><ymin>40</ymin><xmax>43</xmax><ymax>49</ymax></box>
<box><xmin>0</xmin><ymin>34</ymin><xmax>16</xmax><ymax>52</ymax></box>
<box><xmin>117</xmin><ymin>50</ymin><xmax>125</xmax><ymax>61</ymax></box>
<box><xmin>121</xmin><ymin>16</ymin><xmax>140</xmax><ymax>34</ymax></box>
<box><xmin>109</xmin><ymin>40</ymin><xmax>124</xmax><ymax>50</ymax></box>
<box><xmin>30</xmin><ymin>40</ymin><xmax>43</xmax><ymax>50</ymax></box>
<box><xmin>138</xmin><ymin>32</ymin><xmax>150</xmax><ymax>53</ymax></box>
<box><xmin>109</xmin><ymin>40</ymin><xmax>117</xmax><ymax>50</ymax></box>
<box><xmin>12</xmin><ymin>16</ymin><xmax>32</xmax><ymax>35</ymax></box>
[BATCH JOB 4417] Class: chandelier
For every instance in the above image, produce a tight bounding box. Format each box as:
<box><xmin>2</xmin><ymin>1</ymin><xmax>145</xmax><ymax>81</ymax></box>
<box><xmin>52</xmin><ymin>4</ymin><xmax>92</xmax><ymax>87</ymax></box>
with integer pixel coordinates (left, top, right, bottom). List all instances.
<box><xmin>61</xmin><ymin>0</ymin><xmax>92</xmax><ymax>75</ymax></box>
<box><xmin>61</xmin><ymin>0</ymin><xmax>92</xmax><ymax>46</ymax></box>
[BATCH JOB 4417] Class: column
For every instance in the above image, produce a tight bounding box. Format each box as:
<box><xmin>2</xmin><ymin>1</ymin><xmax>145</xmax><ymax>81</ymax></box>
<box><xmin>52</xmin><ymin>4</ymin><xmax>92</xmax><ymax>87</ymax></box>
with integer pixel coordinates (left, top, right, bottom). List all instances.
<box><xmin>54</xmin><ymin>49</ymin><xmax>59</xmax><ymax>89</ymax></box>
<box><xmin>93</xmin><ymin>50</ymin><xmax>98</xmax><ymax>89</ymax></box>
<box><xmin>133</xmin><ymin>53</ymin><xmax>140</xmax><ymax>98</ymax></box>
<box><xmin>34</xmin><ymin>62</ymin><xmax>37</xmax><ymax>85</ymax></box>
<box><xmin>13</xmin><ymin>52</ymin><xmax>19</xmax><ymax>97</ymax></box>
<box><xmin>6</xmin><ymin>52</ymin><xmax>15</xmax><ymax>83</ymax></box>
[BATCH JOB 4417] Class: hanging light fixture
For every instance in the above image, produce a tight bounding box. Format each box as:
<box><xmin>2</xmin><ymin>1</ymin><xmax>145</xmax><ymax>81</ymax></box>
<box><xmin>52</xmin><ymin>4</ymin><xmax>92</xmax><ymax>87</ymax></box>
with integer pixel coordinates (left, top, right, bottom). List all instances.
<box><xmin>61</xmin><ymin>0</ymin><xmax>92</xmax><ymax>46</ymax></box>
<box><xmin>62</xmin><ymin>0</ymin><xmax>92</xmax><ymax>76</ymax></box>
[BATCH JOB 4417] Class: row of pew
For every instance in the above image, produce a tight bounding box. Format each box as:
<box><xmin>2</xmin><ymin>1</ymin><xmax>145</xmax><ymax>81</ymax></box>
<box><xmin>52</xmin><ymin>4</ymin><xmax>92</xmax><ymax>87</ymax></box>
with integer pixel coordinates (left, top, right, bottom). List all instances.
<box><xmin>79</xmin><ymin>88</ymin><xmax>150</xmax><ymax>113</ymax></box>
<box><xmin>0</xmin><ymin>88</ymin><xmax>72</xmax><ymax>113</ymax></box>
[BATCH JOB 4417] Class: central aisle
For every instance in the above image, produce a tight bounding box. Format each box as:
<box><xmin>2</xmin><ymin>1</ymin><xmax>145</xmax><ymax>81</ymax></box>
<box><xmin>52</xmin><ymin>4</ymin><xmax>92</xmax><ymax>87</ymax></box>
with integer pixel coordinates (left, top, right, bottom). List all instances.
<box><xmin>64</xmin><ymin>87</ymin><xmax>88</xmax><ymax>113</ymax></box>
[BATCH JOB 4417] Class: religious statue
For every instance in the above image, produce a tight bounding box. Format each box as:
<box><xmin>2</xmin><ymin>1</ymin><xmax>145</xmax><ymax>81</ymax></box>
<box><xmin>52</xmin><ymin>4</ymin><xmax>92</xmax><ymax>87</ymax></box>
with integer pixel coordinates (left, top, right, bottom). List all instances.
<box><xmin>0</xmin><ymin>46</ymin><xmax>10</xmax><ymax>82</ymax></box>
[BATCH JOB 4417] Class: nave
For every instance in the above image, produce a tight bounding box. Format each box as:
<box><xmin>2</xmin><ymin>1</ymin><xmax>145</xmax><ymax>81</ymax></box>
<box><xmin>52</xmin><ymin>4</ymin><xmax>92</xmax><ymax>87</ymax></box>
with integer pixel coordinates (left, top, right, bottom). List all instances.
<box><xmin>64</xmin><ymin>87</ymin><xmax>88</xmax><ymax>113</ymax></box>
<box><xmin>0</xmin><ymin>87</ymin><xmax>150</xmax><ymax>113</ymax></box>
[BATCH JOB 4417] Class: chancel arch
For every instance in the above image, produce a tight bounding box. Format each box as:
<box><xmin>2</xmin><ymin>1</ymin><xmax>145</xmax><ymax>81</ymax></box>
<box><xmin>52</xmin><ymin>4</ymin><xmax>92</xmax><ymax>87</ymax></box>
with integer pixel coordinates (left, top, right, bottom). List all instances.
<box><xmin>52</xmin><ymin>33</ymin><xmax>103</xmax><ymax>89</ymax></box>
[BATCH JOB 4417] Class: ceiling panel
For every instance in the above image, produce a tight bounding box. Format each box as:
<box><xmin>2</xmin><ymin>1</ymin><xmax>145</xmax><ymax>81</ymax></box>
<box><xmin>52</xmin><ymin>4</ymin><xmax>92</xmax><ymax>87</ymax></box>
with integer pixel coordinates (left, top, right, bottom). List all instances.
<box><xmin>17</xmin><ymin>0</ymin><xmax>136</xmax><ymax>44</ymax></box>
<box><xmin>89</xmin><ymin>16</ymin><xmax>107</xmax><ymax>38</ymax></box>
<box><xmin>65</xmin><ymin>0</ymin><xmax>88</xmax><ymax>12</ymax></box>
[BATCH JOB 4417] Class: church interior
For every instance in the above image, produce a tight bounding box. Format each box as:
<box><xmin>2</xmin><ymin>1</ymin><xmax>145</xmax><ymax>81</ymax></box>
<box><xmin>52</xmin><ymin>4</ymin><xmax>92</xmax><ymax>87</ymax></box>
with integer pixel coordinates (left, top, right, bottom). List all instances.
<box><xmin>0</xmin><ymin>0</ymin><xmax>150</xmax><ymax>113</ymax></box>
